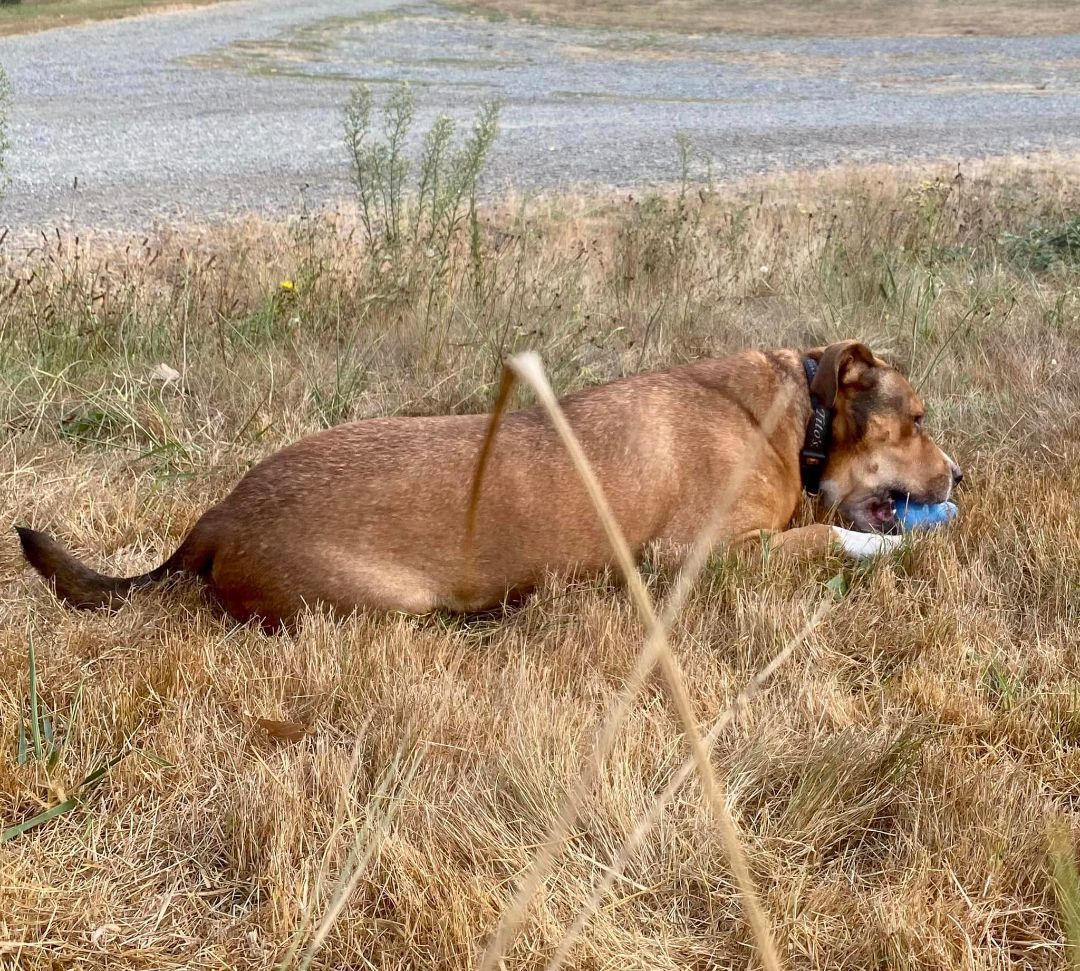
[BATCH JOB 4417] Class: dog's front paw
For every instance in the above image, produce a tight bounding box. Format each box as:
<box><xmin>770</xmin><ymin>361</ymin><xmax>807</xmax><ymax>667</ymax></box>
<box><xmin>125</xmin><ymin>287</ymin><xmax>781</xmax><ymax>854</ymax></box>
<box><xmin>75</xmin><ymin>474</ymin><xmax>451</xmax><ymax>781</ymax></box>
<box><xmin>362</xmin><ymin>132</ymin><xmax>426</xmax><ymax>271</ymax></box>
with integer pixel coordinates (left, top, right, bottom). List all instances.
<box><xmin>831</xmin><ymin>527</ymin><xmax>903</xmax><ymax>560</ymax></box>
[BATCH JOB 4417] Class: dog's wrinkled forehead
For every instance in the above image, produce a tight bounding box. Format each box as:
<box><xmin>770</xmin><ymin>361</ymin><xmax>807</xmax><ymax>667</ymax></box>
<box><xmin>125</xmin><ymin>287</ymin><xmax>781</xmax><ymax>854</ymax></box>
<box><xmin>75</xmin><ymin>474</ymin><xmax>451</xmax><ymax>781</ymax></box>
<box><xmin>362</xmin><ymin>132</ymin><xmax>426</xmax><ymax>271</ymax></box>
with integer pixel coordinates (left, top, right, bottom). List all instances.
<box><xmin>848</xmin><ymin>366</ymin><xmax>922</xmax><ymax>434</ymax></box>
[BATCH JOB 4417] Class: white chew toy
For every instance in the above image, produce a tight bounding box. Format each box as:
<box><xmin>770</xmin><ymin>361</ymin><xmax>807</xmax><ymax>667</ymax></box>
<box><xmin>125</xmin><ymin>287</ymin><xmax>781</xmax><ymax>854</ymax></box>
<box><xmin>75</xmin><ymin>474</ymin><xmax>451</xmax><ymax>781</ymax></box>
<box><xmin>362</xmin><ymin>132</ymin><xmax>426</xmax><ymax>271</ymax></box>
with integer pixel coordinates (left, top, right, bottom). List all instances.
<box><xmin>832</xmin><ymin>528</ymin><xmax>903</xmax><ymax>559</ymax></box>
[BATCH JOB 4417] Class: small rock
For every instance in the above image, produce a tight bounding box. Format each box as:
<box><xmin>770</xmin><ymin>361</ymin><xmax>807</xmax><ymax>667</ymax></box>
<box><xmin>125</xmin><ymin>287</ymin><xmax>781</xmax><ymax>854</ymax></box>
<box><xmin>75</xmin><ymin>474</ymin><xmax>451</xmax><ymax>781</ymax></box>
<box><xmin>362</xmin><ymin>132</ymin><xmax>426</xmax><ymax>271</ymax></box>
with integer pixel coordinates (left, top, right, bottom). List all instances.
<box><xmin>91</xmin><ymin>924</ymin><xmax>122</xmax><ymax>946</ymax></box>
<box><xmin>149</xmin><ymin>363</ymin><xmax>181</xmax><ymax>384</ymax></box>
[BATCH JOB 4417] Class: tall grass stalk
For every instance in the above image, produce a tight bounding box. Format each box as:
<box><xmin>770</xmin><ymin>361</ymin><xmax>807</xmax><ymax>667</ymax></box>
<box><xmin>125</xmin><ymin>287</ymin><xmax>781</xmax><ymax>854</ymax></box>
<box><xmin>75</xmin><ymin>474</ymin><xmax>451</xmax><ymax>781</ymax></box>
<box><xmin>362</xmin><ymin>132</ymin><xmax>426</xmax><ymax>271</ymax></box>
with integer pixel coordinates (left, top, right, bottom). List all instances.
<box><xmin>476</xmin><ymin>352</ymin><xmax>800</xmax><ymax>971</ymax></box>
<box><xmin>546</xmin><ymin>602</ymin><xmax>828</xmax><ymax>970</ymax></box>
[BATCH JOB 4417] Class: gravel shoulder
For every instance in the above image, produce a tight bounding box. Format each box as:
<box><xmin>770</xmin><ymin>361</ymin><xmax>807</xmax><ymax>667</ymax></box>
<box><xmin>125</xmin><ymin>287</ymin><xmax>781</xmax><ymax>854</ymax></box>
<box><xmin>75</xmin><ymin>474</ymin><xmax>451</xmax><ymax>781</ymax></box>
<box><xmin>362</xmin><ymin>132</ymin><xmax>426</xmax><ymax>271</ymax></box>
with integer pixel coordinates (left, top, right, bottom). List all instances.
<box><xmin>3</xmin><ymin>0</ymin><xmax>1080</xmax><ymax>232</ymax></box>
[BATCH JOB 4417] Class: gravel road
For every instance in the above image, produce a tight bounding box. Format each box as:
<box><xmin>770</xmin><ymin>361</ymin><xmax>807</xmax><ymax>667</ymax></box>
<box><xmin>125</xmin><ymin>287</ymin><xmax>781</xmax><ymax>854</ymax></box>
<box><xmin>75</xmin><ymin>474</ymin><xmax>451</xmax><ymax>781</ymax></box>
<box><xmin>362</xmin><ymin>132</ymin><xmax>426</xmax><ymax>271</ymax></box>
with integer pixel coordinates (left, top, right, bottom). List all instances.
<box><xmin>3</xmin><ymin>0</ymin><xmax>1080</xmax><ymax>231</ymax></box>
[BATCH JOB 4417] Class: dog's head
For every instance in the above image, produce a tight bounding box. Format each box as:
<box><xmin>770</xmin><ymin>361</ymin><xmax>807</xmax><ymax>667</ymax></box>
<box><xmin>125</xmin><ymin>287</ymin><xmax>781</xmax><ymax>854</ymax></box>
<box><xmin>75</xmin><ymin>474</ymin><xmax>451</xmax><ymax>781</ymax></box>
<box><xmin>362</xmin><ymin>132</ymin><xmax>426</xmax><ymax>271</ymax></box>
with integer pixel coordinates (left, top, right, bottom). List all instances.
<box><xmin>811</xmin><ymin>341</ymin><xmax>962</xmax><ymax>533</ymax></box>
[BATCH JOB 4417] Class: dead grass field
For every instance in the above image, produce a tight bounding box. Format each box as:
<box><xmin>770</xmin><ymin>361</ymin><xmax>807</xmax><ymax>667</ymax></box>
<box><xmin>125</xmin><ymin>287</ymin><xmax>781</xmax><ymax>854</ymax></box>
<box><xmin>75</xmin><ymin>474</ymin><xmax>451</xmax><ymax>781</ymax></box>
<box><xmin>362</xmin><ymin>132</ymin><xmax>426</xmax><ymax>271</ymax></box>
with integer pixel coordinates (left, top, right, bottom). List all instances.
<box><xmin>462</xmin><ymin>0</ymin><xmax>1080</xmax><ymax>37</ymax></box>
<box><xmin>2</xmin><ymin>156</ymin><xmax>1080</xmax><ymax>968</ymax></box>
<box><xmin>0</xmin><ymin>0</ymin><xmax>229</xmax><ymax>37</ymax></box>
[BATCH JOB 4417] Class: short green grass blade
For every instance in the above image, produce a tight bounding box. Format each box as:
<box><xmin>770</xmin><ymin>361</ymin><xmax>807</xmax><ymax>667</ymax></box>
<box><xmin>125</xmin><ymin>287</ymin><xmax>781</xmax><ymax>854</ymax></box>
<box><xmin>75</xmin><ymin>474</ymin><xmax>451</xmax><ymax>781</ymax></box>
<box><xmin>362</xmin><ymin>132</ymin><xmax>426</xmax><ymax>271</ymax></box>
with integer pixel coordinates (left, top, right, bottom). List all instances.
<box><xmin>138</xmin><ymin>750</ymin><xmax>175</xmax><ymax>770</ymax></box>
<box><xmin>1</xmin><ymin>798</ymin><xmax>80</xmax><ymax>844</ymax></box>
<box><xmin>58</xmin><ymin>676</ymin><xmax>85</xmax><ymax>763</ymax></box>
<box><xmin>16</xmin><ymin>718</ymin><xmax>28</xmax><ymax>765</ymax></box>
<box><xmin>2</xmin><ymin>753</ymin><xmax>126</xmax><ymax>844</ymax></box>
<box><xmin>79</xmin><ymin>753</ymin><xmax>126</xmax><ymax>790</ymax></box>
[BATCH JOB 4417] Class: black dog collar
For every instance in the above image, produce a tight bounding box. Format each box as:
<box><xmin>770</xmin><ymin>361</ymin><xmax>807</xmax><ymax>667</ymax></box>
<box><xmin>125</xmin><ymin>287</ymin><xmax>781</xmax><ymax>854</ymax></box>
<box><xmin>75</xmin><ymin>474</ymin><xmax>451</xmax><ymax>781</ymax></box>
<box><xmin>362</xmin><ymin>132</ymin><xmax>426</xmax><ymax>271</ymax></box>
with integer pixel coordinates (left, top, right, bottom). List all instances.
<box><xmin>800</xmin><ymin>357</ymin><xmax>832</xmax><ymax>496</ymax></box>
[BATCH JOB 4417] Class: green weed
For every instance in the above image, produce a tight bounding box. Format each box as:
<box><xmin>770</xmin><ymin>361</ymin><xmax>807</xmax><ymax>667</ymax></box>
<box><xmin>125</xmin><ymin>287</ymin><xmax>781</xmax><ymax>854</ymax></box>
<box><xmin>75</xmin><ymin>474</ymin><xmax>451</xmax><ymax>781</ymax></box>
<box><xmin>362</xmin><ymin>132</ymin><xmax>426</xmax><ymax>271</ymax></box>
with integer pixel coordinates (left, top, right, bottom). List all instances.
<box><xmin>1003</xmin><ymin>216</ymin><xmax>1080</xmax><ymax>271</ymax></box>
<box><xmin>3</xmin><ymin>629</ymin><xmax>126</xmax><ymax>845</ymax></box>
<box><xmin>343</xmin><ymin>82</ymin><xmax>500</xmax><ymax>258</ymax></box>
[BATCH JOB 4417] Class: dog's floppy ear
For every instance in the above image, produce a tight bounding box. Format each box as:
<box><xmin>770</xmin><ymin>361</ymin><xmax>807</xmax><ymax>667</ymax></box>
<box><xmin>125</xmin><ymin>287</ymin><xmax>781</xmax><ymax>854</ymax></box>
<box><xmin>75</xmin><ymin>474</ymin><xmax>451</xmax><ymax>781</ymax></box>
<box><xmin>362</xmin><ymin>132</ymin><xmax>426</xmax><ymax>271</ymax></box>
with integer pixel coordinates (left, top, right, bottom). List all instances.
<box><xmin>812</xmin><ymin>340</ymin><xmax>877</xmax><ymax>408</ymax></box>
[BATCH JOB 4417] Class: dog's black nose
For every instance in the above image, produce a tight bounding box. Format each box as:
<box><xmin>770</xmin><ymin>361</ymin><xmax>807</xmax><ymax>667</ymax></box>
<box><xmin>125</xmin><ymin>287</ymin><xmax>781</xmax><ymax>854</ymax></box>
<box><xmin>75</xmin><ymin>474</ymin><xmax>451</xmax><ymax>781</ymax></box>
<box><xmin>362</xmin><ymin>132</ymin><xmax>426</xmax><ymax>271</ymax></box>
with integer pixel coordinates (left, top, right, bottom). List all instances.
<box><xmin>952</xmin><ymin>467</ymin><xmax>964</xmax><ymax>486</ymax></box>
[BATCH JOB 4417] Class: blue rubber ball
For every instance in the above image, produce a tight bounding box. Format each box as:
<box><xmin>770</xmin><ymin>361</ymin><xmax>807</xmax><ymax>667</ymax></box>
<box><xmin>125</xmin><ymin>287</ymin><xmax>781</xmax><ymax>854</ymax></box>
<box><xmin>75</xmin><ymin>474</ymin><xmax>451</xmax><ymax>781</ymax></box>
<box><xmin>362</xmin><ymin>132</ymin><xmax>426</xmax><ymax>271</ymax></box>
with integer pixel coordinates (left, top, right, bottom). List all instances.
<box><xmin>896</xmin><ymin>499</ymin><xmax>959</xmax><ymax>531</ymax></box>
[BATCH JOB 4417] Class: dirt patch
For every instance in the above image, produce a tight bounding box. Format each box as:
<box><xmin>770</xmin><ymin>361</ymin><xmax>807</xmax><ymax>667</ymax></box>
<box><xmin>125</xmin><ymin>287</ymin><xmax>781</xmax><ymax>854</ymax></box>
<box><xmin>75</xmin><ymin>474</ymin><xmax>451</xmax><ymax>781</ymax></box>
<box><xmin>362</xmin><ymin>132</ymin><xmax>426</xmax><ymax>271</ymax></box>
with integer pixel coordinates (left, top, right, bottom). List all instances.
<box><xmin>458</xmin><ymin>0</ymin><xmax>1080</xmax><ymax>37</ymax></box>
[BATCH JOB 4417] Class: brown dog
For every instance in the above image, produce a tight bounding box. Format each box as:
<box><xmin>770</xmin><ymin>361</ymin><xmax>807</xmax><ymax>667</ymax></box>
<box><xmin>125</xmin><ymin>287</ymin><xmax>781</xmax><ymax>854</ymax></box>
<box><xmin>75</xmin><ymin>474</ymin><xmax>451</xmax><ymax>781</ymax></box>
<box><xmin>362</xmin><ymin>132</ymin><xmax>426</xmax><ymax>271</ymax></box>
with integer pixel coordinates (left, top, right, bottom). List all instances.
<box><xmin>16</xmin><ymin>341</ymin><xmax>961</xmax><ymax>628</ymax></box>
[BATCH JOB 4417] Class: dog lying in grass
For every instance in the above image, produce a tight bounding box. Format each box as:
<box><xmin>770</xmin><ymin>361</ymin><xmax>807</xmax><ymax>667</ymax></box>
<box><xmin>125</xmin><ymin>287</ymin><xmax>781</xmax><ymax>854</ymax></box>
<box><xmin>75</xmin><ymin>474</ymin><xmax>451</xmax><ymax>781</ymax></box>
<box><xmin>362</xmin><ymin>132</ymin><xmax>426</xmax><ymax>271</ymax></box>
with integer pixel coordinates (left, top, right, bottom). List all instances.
<box><xmin>17</xmin><ymin>340</ymin><xmax>961</xmax><ymax>628</ymax></box>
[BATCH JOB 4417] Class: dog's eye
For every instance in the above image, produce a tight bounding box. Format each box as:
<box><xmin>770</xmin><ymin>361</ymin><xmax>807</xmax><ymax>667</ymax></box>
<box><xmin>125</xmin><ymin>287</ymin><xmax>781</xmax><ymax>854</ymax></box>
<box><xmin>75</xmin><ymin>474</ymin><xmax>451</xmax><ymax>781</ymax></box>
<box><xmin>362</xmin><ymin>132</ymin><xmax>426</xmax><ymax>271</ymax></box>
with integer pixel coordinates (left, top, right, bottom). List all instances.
<box><xmin>913</xmin><ymin>415</ymin><xmax>925</xmax><ymax>430</ymax></box>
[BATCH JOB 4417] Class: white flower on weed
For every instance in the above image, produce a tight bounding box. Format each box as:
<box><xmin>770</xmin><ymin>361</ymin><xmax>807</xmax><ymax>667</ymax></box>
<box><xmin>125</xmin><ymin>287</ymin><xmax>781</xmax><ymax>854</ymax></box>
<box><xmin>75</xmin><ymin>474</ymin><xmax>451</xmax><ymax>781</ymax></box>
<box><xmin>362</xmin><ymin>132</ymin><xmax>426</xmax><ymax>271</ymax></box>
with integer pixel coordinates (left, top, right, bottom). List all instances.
<box><xmin>759</xmin><ymin>264</ymin><xmax>770</xmax><ymax>274</ymax></box>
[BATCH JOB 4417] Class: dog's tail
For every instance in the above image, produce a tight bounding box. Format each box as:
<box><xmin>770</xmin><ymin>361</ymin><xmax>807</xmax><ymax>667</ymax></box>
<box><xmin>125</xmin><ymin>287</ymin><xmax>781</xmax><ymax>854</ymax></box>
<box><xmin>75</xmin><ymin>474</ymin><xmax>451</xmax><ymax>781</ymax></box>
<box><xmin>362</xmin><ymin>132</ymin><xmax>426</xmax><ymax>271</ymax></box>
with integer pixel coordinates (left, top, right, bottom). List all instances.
<box><xmin>15</xmin><ymin>526</ymin><xmax>209</xmax><ymax>610</ymax></box>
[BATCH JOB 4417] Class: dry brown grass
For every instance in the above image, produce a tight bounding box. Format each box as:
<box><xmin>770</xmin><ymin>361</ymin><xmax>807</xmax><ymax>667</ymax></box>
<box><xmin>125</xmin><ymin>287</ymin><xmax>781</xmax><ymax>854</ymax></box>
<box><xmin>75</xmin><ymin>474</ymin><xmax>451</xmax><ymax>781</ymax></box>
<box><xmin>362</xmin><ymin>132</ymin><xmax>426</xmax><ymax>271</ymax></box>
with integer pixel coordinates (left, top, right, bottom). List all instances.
<box><xmin>2</xmin><ymin>155</ymin><xmax>1080</xmax><ymax>968</ymax></box>
<box><xmin>0</xmin><ymin>0</ymin><xmax>232</xmax><ymax>38</ymax></box>
<box><xmin>460</xmin><ymin>0</ymin><xmax>1080</xmax><ymax>37</ymax></box>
